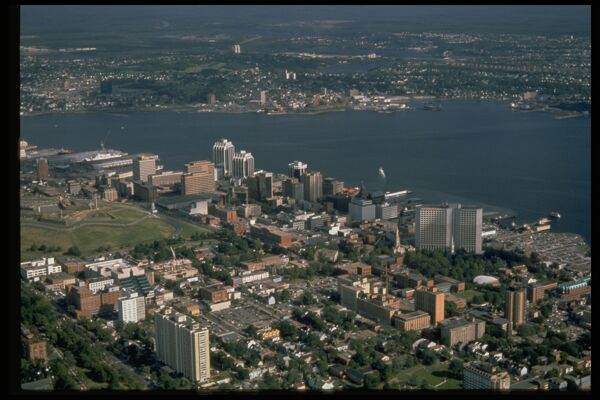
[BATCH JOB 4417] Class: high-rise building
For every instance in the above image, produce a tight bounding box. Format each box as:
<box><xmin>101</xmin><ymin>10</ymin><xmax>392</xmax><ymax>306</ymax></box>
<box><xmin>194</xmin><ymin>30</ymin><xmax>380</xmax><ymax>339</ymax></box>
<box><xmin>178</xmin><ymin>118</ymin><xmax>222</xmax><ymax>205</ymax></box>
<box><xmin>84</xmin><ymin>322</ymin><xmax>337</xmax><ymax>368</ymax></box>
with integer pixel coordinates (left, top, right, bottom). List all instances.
<box><xmin>439</xmin><ymin>317</ymin><xmax>486</xmax><ymax>347</ymax></box>
<box><xmin>288</xmin><ymin>161</ymin><xmax>307</xmax><ymax>179</ymax></box>
<box><xmin>207</xmin><ymin>93</ymin><xmax>216</xmax><ymax>105</ymax></box>
<box><xmin>36</xmin><ymin>158</ymin><xmax>49</xmax><ymax>180</ymax></box>
<box><xmin>155</xmin><ymin>308</ymin><xmax>210</xmax><ymax>382</ymax></box>
<box><xmin>260</xmin><ymin>90</ymin><xmax>268</xmax><ymax>105</ymax></box>
<box><xmin>463</xmin><ymin>362</ymin><xmax>510</xmax><ymax>390</ymax></box>
<box><xmin>505</xmin><ymin>287</ymin><xmax>526</xmax><ymax>327</ymax></box>
<box><xmin>283</xmin><ymin>177</ymin><xmax>304</xmax><ymax>202</ymax></box>
<box><xmin>349</xmin><ymin>197</ymin><xmax>376</xmax><ymax>222</ymax></box>
<box><xmin>322</xmin><ymin>177</ymin><xmax>343</xmax><ymax>196</ymax></box>
<box><xmin>301</xmin><ymin>171</ymin><xmax>322</xmax><ymax>202</ymax></box>
<box><xmin>117</xmin><ymin>292</ymin><xmax>146</xmax><ymax>323</ymax></box>
<box><xmin>415</xmin><ymin>288</ymin><xmax>445</xmax><ymax>325</ymax></box>
<box><xmin>133</xmin><ymin>156</ymin><xmax>156</xmax><ymax>183</ymax></box>
<box><xmin>233</xmin><ymin>44</ymin><xmax>241</xmax><ymax>54</ymax></box>
<box><xmin>415</xmin><ymin>204</ymin><xmax>482</xmax><ymax>254</ymax></box>
<box><xmin>376</xmin><ymin>202</ymin><xmax>398</xmax><ymax>220</ymax></box>
<box><xmin>232</xmin><ymin>150</ymin><xmax>255</xmax><ymax>180</ymax></box>
<box><xmin>247</xmin><ymin>171</ymin><xmax>273</xmax><ymax>201</ymax></box>
<box><xmin>212</xmin><ymin>139</ymin><xmax>235</xmax><ymax>177</ymax></box>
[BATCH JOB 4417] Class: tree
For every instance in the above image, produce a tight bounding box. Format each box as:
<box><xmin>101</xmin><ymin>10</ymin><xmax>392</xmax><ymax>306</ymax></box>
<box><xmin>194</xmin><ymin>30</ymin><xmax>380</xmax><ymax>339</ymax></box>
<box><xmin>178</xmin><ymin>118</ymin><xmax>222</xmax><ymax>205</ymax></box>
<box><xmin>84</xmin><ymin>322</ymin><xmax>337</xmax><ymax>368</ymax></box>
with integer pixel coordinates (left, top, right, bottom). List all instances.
<box><xmin>417</xmin><ymin>349</ymin><xmax>437</xmax><ymax>365</ymax></box>
<box><xmin>449</xmin><ymin>359</ymin><xmax>464</xmax><ymax>379</ymax></box>
<box><xmin>244</xmin><ymin>324</ymin><xmax>258</xmax><ymax>338</ymax></box>
<box><xmin>66</xmin><ymin>246</ymin><xmax>81</xmax><ymax>256</ymax></box>
<box><xmin>364</xmin><ymin>371</ymin><xmax>381</xmax><ymax>389</ymax></box>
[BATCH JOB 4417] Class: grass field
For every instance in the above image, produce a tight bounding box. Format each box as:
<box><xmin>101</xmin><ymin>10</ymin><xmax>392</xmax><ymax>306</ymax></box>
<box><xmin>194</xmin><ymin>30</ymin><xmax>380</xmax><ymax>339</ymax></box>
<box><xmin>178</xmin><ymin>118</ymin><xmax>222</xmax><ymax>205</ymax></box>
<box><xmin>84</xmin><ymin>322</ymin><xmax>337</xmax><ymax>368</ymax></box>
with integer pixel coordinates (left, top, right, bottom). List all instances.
<box><xmin>455</xmin><ymin>289</ymin><xmax>483</xmax><ymax>302</ymax></box>
<box><xmin>393</xmin><ymin>362</ymin><xmax>462</xmax><ymax>389</ymax></box>
<box><xmin>20</xmin><ymin>202</ymin><xmax>211</xmax><ymax>261</ymax></box>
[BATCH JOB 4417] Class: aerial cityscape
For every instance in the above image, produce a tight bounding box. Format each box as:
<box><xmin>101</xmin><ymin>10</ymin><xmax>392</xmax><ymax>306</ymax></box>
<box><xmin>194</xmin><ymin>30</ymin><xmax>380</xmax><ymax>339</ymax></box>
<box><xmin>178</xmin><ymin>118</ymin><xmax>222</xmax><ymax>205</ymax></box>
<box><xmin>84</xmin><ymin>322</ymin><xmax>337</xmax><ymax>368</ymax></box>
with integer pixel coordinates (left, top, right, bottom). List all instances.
<box><xmin>18</xmin><ymin>5</ymin><xmax>591</xmax><ymax>393</ymax></box>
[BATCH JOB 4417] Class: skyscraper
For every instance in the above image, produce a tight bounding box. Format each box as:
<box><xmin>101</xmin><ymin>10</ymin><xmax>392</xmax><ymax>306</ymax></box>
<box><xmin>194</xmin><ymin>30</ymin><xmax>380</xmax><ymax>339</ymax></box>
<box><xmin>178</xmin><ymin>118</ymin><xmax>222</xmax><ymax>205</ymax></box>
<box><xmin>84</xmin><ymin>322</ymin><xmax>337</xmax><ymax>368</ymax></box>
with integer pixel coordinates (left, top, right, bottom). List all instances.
<box><xmin>232</xmin><ymin>150</ymin><xmax>255</xmax><ymax>180</ymax></box>
<box><xmin>36</xmin><ymin>158</ymin><xmax>48</xmax><ymax>180</ymax></box>
<box><xmin>212</xmin><ymin>139</ymin><xmax>235</xmax><ymax>177</ymax></box>
<box><xmin>323</xmin><ymin>177</ymin><xmax>344</xmax><ymax>196</ymax></box>
<box><xmin>283</xmin><ymin>177</ymin><xmax>304</xmax><ymax>202</ymax></box>
<box><xmin>207</xmin><ymin>93</ymin><xmax>216</xmax><ymax>105</ymax></box>
<box><xmin>133</xmin><ymin>156</ymin><xmax>156</xmax><ymax>183</ymax></box>
<box><xmin>415</xmin><ymin>288</ymin><xmax>445</xmax><ymax>326</ymax></box>
<box><xmin>117</xmin><ymin>292</ymin><xmax>145</xmax><ymax>323</ymax></box>
<box><xmin>233</xmin><ymin>44</ymin><xmax>241</xmax><ymax>54</ymax></box>
<box><xmin>505</xmin><ymin>287</ymin><xmax>526</xmax><ymax>327</ymax></box>
<box><xmin>288</xmin><ymin>161</ymin><xmax>307</xmax><ymax>179</ymax></box>
<box><xmin>247</xmin><ymin>171</ymin><xmax>273</xmax><ymax>201</ymax></box>
<box><xmin>155</xmin><ymin>308</ymin><xmax>210</xmax><ymax>382</ymax></box>
<box><xmin>301</xmin><ymin>171</ymin><xmax>322</xmax><ymax>202</ymax></box>
<box><xmin>415</xmin><ymin>204</ymin><xmax>482</xmax><ymax>254</ymax></box>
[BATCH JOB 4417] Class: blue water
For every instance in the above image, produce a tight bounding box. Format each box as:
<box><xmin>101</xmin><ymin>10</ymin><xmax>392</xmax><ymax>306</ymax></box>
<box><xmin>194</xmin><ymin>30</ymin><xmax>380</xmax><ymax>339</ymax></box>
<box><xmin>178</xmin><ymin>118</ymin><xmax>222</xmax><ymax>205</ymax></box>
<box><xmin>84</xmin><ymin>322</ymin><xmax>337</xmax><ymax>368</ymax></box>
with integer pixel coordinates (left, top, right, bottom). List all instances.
<box><xmin>20</xmin><ymin>101</ymin><xmax>591</xmax><ymax>243</ymax></box>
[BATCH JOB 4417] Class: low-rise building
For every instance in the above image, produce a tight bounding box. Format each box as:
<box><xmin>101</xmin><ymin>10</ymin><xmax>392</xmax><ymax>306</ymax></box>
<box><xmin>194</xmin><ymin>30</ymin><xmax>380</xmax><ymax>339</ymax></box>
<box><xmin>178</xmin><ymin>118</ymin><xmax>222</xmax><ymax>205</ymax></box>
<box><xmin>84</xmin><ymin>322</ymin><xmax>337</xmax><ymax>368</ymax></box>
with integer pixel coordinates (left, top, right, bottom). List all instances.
<box><xmin>439</xmin><ymin>317</ymin><xmax>486</xmax><ymax>347</ymax></box>
<box><xmin>464</xmin><ymin>362</ymin><xmax>510</xmax><ymax>390</ymax></box>
<box><xmin>392</xmin><ymin>311</ymin><xmax>431</xmax><ymax>331</ymax></box>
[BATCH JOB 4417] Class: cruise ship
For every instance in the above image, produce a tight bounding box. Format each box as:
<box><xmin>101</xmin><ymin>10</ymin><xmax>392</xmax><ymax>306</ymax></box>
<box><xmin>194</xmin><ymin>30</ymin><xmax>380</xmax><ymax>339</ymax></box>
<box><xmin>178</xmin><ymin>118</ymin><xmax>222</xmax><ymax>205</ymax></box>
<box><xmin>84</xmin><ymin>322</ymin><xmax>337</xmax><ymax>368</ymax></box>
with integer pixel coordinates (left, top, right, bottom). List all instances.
<box><xmin>82</xmin><ymin>142</ymin><xmax>127</xmax><ymax>162</ymax></box>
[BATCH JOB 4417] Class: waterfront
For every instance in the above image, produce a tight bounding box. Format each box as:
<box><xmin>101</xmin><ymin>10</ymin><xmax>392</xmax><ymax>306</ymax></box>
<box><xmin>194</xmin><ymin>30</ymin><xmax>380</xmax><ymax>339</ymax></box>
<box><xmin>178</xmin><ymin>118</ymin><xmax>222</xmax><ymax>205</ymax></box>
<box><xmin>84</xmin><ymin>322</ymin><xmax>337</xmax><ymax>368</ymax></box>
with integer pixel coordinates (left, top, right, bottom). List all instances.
<box><xmin>20</xmin><ymin>100</ymin><xmax>591</xmax><ymax>243</ymax></box>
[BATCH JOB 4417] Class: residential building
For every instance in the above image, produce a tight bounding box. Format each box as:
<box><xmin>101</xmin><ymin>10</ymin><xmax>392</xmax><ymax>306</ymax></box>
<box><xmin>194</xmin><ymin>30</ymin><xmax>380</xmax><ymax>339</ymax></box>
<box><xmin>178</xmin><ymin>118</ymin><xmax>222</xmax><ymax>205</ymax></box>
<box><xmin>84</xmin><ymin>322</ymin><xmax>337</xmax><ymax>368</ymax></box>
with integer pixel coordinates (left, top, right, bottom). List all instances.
<box><xmin>505</xmin><ymin>287</ymin><xmax>526</xmax><ymax>326</ymax></box>
<box><xmin>20</xmin><ymin>257</ymin><xmax>61</xmax><ymax>281</ymax></box>
<box><xmin>439</xmin><ymin>317</ymin><xmax>486</xmax><ymax>347</ymax></box>
<box><xmin>249</xmin><ymin>224</ymin><xmax>293</xmax><ymax>248</ymax></box>
<box><xmin>392</xmin><ymin>311</ymin><xmax>431</xmax><ymax>332</ymax></box>
<box><xmin>415</xmin><ymin>288</ymin><xmax>445</xmax><ymax>325</ymax></box>
<box><xmin>117</xmin><ymin>292</ymin><xmax>146</xmax><ymax>323</ymax></box>
<box><xmin>415</xmin><ymin>204</ymin><xmax>483</xmax><ymax>254</ymax></box>
<box><xmin>463</xmin><ymin>362</ymin><xmax>510</xmax><ymax>390</ymax></box>
<box><xmin>155</xmin><ymin>308</ymin><xmax>210</xmax><ymax>382</ymax></box>
<box><xmin>232</xmin><ymin>151</ymin><xmax>255</xmax><ymax>180</ymax></box>
<box><xmin>212</xmin><ymin>139</ymin><xmax>235</xmax><ymax>177</ymax></box>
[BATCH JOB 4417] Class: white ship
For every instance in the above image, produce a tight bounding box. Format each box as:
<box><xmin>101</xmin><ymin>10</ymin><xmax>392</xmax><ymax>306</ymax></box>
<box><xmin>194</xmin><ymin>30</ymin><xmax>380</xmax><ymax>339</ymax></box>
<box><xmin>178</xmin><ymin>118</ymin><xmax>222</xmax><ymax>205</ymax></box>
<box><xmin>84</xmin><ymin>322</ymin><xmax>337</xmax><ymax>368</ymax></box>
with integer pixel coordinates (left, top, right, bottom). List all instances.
<box><xmin>378</xmin><ymin>167</ymin><xmax>386</xmax><ymax>179</ymax></box>
<box><xmin>83</xmin><ymin>142</ymin><xmax>127</xmax><ymax>162</ymax></box>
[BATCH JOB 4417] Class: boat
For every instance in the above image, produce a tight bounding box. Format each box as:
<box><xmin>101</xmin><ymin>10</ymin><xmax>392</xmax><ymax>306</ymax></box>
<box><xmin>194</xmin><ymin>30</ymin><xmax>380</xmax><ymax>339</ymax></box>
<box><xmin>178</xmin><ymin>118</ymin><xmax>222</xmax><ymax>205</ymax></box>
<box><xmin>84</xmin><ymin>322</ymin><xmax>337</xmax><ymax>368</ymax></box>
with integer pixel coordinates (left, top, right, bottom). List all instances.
<box><xmin>549</xmin><ymin>211</ymin><xmax>561</xmax><ymax>219</ymax></box>
<box><xmin>82</xmin><ymin>142</ymin><xmax>126</xmax><ymax>162</ymax></box>
<box><xmin>378</xmin><ymin>167</ymin><xmax>386</xmax><ymax>179</ymax></box>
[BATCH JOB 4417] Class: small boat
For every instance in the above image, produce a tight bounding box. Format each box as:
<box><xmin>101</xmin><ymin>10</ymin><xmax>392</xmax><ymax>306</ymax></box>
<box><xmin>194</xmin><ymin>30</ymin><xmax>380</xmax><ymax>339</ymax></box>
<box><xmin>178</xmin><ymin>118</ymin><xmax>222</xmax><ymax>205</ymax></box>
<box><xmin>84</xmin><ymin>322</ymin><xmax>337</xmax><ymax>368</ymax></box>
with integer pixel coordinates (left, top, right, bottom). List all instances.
<box><xmin>549</xmin><ymin>211</ymin><xmax>561</xmax><ymax>219</ymax></box>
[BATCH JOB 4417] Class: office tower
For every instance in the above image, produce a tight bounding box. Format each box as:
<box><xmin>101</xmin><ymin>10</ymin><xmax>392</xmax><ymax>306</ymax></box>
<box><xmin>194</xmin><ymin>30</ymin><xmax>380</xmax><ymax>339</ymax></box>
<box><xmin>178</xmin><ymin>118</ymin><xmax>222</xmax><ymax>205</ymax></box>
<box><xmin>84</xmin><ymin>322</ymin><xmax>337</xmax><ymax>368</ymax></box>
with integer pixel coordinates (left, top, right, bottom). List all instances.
<box><xmin>463</xmin><ymin>362</ymin><xmax>511</xmax><ymax>390</ymax></box>
<box><xmin>155</xmin><ymin>308</ymin><xmax>210</xmax><ymax>382</ymax></box>
<box><xmin>283</xmin><ymin>177</ymin><xmax>304</xmax><ymax>202</ymax></box>
<box><xmin>415</xmin><ymin>288</ymin><xmax>445</xmax><ymax>325</ymax></box>
<box><xmin>247</xmin><ymin>170</ymin><xmax>273</xmax><ymax>201</ymax></box>
<box><xmin>288</xmin><ymin>161</ymin><xmax>307</xmax><ymax>179</ymax></box>
<box><xmin>301</xmin><ymin>171</ymin><xmax>322</xmax><ymax>202</ymax></box>
<box><xmin>376</xmin><ymin>202</ymin><xmax>398</xmax><ymax>220</ymax></box>
<box><xmin>207</xmin><ymin>93</ymin><xmax>216</xmax><ymax>105</ymax></box>
<box><xmin>233</xmin><ymin>44</ymin><xmax>241</xmax><ymax>54</ymax></box>
<box><xmin>505</xmin><ymin>287</ymin><xmax>526</xmax><ymax>326</ymax></box>
<box><xmin>322</xmin><ymin>177</ymin><xmax>343</xmax><ymax>196</ymax></box>
<box><xmin>117</xmin><ymin>292</ymin><xmax>146</xmax><ymax>323</ymax></box>
<box><xmin>349</xmin><ymin>197</ymin><xmax>376</xmax><ymax>222</ymax></box>
<box><xmin>260</xmin><ymin>90</ymin><xmax>268</xmax><ymax>105</ymax></box>
<box><xmin>181</xmin><ymin>160</ymin><xmax>215</xmax><ymax>195</ymax></box>
<box><xmin>232</xmin><ymin>150</ymin><xmax>255</xmax><ymax>180</ymax></box>
<box><xmin>133</xmin><ymin>156</ymin><xmax>156</xmax><ymax>183</ymax></box>
<box><xmin>36</xmin><ymin>158</ymin><xmax>49</xmax><ymax>180</ymax></box>
<box><xmin>212</xmin><ymin>139</ymin><xmax>235</xmax><ymax>177</ymax></box>
<box><xmin>415</xmin><ymin>203</ymin><xmax>482</xmax><ymax>254</ymax></box>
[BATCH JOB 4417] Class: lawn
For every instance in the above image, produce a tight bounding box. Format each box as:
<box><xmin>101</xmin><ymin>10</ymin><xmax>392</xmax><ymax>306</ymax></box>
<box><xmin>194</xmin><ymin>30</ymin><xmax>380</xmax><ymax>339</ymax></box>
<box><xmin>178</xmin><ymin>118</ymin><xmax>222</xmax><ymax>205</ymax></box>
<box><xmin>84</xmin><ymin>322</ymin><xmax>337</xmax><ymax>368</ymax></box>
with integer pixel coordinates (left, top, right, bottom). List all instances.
<box><xmin>21</xmin><ymin>200</ymin><xmax>213</xmax><ymax>261</ymax></box>
<box><xmin>393</xmin><ymin>362</ymin><xmax>462</xmax><ymax>389</ymax></box>
<box><xmin>455</xmin><ymin>289</ymin><xmax>483</xmax><ymax>302</ymax></box>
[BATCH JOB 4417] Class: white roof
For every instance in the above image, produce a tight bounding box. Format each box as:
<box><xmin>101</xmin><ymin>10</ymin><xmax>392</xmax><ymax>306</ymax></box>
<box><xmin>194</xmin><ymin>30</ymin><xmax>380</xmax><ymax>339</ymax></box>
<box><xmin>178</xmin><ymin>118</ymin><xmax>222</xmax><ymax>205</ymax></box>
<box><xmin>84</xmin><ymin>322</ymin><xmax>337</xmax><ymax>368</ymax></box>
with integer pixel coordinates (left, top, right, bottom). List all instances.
<box><xmin>473</xmin><ymin>275</ymin><xmax>499</xmax><ymax>285</ymax></box>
